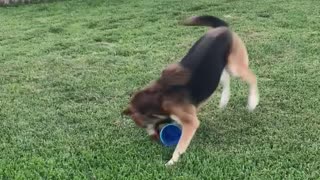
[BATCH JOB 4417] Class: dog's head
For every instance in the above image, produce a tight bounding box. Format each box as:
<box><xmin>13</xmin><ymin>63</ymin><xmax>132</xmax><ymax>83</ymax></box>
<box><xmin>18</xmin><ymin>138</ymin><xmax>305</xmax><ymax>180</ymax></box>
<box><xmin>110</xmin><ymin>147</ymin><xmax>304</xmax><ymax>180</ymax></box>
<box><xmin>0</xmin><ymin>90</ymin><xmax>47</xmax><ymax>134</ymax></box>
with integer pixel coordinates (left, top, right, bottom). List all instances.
<box><xmin>123</xmin><ymin>85</ymin><xmax>169</xmax><ymax>140</ymax></box>
<box><xmin>122</xmin><ymin>82</ymin><xmax>169</xmax><ymax>139</ymax></box>
<box><xmin>122</xmin><ymin>63</ymin><xmax>191</xmax><ymax>138</ymax></box>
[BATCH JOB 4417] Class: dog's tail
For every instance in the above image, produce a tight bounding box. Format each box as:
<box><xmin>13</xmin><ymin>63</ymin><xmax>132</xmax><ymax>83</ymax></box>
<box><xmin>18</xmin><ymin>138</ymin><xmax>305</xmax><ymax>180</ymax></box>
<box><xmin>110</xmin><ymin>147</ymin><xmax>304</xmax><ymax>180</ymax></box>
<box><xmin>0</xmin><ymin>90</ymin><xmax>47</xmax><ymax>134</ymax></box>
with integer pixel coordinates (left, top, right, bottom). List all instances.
<box><xmin>183</xmin><ymin>15</ymin><xmax>228</xmax><ymax>28</ymax></box>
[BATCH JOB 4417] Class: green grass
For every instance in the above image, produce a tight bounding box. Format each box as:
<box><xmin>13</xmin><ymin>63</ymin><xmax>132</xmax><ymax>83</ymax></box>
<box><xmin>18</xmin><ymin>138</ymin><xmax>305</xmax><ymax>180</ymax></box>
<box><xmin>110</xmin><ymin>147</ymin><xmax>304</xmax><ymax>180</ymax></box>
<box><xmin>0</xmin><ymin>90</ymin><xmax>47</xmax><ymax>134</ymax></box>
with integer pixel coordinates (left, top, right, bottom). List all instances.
<box><xmin>0</xmin><ymin>0</ymin><xmax>320</xmax><ymax>179</ymax></box>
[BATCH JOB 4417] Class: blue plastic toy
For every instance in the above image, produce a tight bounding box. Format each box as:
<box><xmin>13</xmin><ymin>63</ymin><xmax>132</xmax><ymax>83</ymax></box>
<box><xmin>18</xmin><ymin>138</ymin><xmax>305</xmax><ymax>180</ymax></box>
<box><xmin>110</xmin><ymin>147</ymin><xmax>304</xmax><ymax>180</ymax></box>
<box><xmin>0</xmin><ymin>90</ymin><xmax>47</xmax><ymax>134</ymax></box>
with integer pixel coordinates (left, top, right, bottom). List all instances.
<box><xmin>159</xmin><ymin>123</ymin><xmax>182</xmax><ymax>147</ymax></box>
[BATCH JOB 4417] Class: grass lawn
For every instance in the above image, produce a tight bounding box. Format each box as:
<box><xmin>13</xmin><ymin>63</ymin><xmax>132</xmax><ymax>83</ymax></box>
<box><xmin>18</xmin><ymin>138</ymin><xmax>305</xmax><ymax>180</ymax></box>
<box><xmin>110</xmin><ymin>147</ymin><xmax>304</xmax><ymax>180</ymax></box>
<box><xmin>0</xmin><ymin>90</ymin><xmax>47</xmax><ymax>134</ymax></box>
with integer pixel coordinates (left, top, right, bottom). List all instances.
<box><xmin>1</xmin><ymin>0</ymin><xmax>320</xmax><ymax>179</ymax></box>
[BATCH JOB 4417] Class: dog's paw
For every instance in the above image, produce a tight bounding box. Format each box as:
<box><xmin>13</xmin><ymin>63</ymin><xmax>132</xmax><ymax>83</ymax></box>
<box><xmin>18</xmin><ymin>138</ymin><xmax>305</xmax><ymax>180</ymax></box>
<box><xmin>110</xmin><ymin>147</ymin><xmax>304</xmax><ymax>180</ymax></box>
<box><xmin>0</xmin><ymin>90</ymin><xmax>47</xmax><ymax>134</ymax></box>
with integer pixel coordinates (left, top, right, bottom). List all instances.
<box><xmin>219</xmin><ymin>91</ymin><xmax>230</xmax><ymax>109</ymax></box>
<box><xmin>165</xmin><ymin>159</ymin><xmax>177</xmax><ymax>167</ymax></box>
<box><xmin>247</xmin><ymin>93</ymin><xmax>259</xmax><ymax>111</ymax></box>
<box><xmin>219</xmin><ymin>100</ymin><xmax>228</xmax><ymax>109</ymax></box>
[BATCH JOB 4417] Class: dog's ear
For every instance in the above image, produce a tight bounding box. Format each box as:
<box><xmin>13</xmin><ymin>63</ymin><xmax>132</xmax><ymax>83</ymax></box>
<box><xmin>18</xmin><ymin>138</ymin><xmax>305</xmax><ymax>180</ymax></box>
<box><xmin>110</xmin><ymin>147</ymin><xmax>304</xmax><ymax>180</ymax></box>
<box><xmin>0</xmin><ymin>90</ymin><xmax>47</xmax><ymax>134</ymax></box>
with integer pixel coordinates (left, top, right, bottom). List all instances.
<box><xmin>160</xmin><ymin>63</ymin><xmax>190</xmax><ymax>86</ymax></box>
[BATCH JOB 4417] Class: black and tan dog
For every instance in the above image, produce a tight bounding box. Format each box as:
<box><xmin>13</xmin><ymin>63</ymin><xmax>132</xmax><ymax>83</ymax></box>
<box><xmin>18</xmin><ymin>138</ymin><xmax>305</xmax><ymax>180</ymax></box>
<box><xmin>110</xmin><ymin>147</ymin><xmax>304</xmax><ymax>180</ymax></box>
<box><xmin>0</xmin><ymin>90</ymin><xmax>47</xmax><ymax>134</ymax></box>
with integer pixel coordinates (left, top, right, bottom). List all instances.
<box><xmin>123</xmin><ymin>15</ymin><xmax>259</xmax><ymax>166</ymax></box>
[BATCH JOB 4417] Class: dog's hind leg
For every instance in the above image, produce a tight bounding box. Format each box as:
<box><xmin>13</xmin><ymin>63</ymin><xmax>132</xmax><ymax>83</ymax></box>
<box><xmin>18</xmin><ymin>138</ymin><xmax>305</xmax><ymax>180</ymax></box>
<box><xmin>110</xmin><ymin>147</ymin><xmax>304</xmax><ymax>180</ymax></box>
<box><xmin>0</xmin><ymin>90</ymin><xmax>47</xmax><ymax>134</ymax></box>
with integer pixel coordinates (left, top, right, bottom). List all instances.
<box><xmin>238</xmin><ymin>66</ymin><xmax>259</xmax><ymax>111</ymax></box>
<box><xmin>228</xmin><ymin>65</ymin><xmax>259</xmax><ymax>111</ymax></box>
<box><xmin>219</xmin><ymin>69</ymin><xmax>231</xmax><ymax>108</ymax></box>
<box><xmin>227</xmin><ymin>32</ymin><xmax>259</xmax><ymax>111</ymax></box>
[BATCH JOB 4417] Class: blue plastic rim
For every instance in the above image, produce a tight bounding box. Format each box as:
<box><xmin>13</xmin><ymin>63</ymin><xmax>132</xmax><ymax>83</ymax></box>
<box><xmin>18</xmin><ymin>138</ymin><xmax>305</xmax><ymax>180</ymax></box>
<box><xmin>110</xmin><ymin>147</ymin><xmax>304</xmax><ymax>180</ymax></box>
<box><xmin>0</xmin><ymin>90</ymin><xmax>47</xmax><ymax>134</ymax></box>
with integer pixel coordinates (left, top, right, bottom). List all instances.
<box><xmin>159</xmin><ymin>123</ymin><xmax>182</xmax><ymax>147</ymax></box>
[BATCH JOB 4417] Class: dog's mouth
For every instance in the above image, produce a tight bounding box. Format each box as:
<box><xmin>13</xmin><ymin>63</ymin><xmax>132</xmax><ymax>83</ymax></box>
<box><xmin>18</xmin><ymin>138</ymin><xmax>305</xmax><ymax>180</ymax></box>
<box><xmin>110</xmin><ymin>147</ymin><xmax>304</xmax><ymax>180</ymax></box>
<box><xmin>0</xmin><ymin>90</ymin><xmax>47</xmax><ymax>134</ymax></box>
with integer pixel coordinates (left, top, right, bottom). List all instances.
<box><xmin>130</xmin><ymin>113</ymin><xmax>146</xmax><ymax>128</ymax></box>
<box><xmin>145</xmin><ymin>117</ymin><xmax>174</xmax><ymax>141</ymax></box>
<box><xmin>153</xmin><ymin>117</ymin><xmax>174</xmax><ymax>129</ymax></box>
<box><xmin>123</xmin><ymin>106</ymin><xmax>172</xmax><ymax>133</ymax></box>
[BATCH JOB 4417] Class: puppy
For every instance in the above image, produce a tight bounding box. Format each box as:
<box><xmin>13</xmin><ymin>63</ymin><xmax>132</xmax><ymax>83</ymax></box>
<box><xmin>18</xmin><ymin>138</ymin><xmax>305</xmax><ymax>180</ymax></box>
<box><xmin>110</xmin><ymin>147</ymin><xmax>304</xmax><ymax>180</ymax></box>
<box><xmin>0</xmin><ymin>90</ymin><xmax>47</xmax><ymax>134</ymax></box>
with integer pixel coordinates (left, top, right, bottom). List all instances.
<box><xmin>123</xmin><ymin>15</ymin><xmax>259</xmax><ymax>166</ymax></box>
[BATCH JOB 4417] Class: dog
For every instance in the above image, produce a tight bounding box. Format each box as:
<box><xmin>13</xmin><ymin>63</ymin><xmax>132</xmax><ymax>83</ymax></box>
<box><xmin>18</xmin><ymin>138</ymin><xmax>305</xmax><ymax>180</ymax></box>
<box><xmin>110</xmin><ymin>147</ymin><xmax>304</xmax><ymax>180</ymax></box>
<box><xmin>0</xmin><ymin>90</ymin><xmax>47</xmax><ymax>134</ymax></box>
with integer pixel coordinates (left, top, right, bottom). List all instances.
<box><xmin>123</xmin><ymin>15</ymin><xmax>259</xmax><ymax>166</ymax></box>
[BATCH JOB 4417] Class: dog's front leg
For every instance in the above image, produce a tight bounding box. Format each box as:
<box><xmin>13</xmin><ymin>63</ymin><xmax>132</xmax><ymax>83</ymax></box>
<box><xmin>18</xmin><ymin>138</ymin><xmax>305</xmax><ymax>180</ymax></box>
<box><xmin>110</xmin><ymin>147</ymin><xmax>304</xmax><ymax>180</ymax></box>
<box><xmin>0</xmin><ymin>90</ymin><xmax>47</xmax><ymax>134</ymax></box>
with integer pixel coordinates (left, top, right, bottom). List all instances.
<box><xmin>163</xmin><ymin>103</ymin><xmax>199</xmax><ymax>166</ymax></box>
<box><xmin>166</xmin><ymin>120</ymin><xmax>199</xmax><ymax>166</ymax></box>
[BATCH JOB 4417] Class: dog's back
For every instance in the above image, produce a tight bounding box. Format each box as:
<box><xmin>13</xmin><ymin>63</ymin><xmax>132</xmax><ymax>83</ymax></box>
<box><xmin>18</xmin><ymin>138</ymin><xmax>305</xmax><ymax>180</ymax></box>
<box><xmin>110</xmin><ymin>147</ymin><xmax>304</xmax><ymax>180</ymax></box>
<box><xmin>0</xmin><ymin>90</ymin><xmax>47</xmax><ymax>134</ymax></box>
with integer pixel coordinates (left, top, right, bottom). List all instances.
<box><xmin>178</xmin><ymin>28</ymin><xmax>232</xmax><ymax>105</ymax></box>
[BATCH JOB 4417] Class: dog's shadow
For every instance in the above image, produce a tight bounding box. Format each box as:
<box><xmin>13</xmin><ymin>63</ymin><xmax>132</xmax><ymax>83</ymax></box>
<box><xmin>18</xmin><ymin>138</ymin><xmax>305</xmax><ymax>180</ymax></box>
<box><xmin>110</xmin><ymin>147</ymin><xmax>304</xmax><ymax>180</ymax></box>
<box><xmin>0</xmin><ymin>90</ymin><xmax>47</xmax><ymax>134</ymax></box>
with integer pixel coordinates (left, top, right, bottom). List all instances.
<box><xmin>198</xmin><ymin>110</ymin><xmax>261</xmax><ymax>146</ymax></box>
<box><xmin>197</xmin><ymin>92</ymin><xmax>263</xmax><ymax>143</ymax></box>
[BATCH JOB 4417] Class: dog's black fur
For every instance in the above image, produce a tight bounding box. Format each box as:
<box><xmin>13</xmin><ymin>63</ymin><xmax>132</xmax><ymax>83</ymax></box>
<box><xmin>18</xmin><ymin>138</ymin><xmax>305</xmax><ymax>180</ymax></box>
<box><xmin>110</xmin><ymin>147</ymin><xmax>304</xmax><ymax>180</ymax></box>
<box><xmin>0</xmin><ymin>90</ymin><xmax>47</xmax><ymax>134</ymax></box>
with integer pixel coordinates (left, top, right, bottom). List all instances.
<box><xmin>177</xmin><ymin>28</ymin><xmax>232</xmax><ymax>105</ymax></box>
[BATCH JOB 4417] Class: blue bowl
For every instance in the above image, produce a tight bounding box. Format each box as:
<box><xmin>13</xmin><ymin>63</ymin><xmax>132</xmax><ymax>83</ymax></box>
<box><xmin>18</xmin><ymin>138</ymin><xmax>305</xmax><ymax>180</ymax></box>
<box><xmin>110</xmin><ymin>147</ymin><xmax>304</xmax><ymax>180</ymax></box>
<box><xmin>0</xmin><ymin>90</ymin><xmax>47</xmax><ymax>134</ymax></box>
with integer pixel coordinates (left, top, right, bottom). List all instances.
<box><xmin>159</xmin><ymin>123</ymin><xmax>182</xmax><ymax>147</ymax></box>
